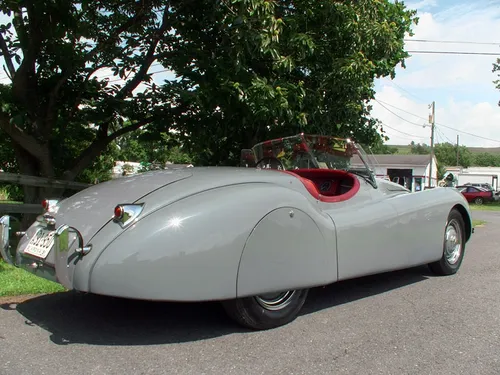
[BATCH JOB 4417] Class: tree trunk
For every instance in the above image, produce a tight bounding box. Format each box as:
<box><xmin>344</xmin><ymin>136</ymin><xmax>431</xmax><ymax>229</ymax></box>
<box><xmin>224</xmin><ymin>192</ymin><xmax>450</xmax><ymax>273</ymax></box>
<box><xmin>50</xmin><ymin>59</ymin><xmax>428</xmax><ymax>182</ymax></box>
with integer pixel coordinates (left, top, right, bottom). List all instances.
<box><xmin>12</xmin><ymin>143</ymin><xmax>58</xmax><ymax>229</ymax></box>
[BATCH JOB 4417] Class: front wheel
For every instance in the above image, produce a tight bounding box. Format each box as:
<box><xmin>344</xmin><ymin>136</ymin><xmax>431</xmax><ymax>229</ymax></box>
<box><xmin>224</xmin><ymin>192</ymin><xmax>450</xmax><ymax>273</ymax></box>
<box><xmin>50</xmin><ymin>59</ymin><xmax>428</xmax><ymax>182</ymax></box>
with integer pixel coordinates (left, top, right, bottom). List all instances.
<box><xmin>428</xmin><ymin>209</ymin><xmax>466</xmax><ymax>275</ymax></box>
<box><xmin>474</xmin><ymin>197</ymin><xmax>483</xmax><ymax>205</ymax></box>
<box><xmin>221</xmin><ymin>289</ymin><xmax>309</xmax><ymax>330</ymax></box>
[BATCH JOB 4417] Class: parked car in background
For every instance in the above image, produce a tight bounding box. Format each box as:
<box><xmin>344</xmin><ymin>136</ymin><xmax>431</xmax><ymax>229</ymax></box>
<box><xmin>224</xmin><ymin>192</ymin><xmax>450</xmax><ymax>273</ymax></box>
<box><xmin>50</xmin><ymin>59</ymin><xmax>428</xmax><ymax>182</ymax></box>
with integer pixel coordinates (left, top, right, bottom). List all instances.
<box><xmin>456</xmin><ymin>185</ymin><xmax>495</xmax><ymax>204</ymax></box>
<box><xmin>463</xmin><ymin>182</ymin><xmax>494</xmax><ymax>191</ymax></box>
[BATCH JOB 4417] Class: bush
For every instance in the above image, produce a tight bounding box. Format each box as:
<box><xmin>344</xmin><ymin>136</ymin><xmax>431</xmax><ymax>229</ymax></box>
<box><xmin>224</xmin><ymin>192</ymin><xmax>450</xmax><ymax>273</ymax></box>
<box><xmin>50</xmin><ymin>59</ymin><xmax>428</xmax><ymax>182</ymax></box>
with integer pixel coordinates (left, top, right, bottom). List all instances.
<box><xmin>0</xmin><ymin>186</ymin><xmax>10</xmax><ymax>201</ymax></box>
<box><xmin>0</xmin><ymin>184</ymin><xmax>23</xmax><ymax>202</ymax></box>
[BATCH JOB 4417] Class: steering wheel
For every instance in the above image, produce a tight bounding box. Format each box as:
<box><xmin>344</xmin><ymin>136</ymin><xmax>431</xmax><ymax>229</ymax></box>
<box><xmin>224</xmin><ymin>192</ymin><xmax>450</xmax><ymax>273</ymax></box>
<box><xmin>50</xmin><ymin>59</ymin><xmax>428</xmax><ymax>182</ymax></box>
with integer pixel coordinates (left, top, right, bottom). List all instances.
<box><xmin>256</xmin><ymin>157</ymin><xmax>285</xmax><ymax>170</ymax></box>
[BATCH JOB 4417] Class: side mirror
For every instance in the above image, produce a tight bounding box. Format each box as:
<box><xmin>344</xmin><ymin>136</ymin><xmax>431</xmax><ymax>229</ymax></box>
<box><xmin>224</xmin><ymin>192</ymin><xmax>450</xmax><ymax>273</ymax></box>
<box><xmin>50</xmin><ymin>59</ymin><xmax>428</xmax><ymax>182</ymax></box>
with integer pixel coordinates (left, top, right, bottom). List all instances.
<box><xmin>240</xmin><ymin>149</ymin><xmax>256</xmax><ymax>168</ymax></box>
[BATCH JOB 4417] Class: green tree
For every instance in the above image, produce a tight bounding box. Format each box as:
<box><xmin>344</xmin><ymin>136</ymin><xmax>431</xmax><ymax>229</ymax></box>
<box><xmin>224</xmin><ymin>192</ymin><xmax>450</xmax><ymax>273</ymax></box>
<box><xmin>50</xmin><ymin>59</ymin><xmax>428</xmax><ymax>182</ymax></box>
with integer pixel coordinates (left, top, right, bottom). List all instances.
<box><xmin>365</xmin><ymin>137</ymin><xmax>399</xmax><ymax>154</ymax></box>
<box><xmin>115</xmin><ymin>129</ymin><xmax>193</xmax><ymax>165</ymax></box>
<box><xmin>0</xmin><ymin>0</ymin><xmax>280</xmax><ymax>203</ymax></box>
<box><xmin>494</xmin><ymin>58</ymin><xmax>500</xmax><ymax>105</ymax></box>
<box><xmin>159</xmin><ymin>0</ymin><xmax>418</xmax><ymax>164</ymax></box>
<box><xmin>471</xmin><ymin>152</ymin><xmax>500</xmax><ymax>167</ymax></box>
<box><xmin>0</xmin><ymin>0</ymin><xmax>417</xmax><ymax>204</ymax></box>
<box><xmin>408</xmin><ymin>141</ymin><xmax>430</xmax><ymax>155</ymax></box>
<box><xmin>434</xmin><ymin>142</ymin><xmax>472</xmax><ymax>168</ymax></box>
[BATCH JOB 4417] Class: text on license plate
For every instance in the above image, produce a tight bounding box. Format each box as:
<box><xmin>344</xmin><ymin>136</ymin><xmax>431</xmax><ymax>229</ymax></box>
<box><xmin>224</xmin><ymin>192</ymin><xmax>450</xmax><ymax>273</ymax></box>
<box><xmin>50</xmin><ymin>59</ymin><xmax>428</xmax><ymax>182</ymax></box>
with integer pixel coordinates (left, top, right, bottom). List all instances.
<box><xmin>24</xmin><ymin>229</ymin><xmax>56</xmax><ymax>259</ymax></box>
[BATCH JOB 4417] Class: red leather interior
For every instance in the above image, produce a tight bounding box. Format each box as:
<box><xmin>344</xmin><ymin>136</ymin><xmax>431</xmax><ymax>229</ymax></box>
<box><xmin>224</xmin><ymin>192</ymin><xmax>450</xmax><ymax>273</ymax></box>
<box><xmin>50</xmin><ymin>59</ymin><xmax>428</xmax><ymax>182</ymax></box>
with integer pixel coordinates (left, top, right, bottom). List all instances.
<box><xmin>282</xmin><ymin>169</ymin><xmax>360</xmax><ymax>203</ymax></box>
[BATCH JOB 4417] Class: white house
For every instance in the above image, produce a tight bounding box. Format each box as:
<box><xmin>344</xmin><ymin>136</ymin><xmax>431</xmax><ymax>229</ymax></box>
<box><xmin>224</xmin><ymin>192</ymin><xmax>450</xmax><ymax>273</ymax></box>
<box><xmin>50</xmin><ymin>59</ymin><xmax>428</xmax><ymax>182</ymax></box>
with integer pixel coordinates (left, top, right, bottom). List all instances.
<box><xmin>356</xmin><ymin>154</ymin><xmax>438</xmax><ymax>192</ymax></box>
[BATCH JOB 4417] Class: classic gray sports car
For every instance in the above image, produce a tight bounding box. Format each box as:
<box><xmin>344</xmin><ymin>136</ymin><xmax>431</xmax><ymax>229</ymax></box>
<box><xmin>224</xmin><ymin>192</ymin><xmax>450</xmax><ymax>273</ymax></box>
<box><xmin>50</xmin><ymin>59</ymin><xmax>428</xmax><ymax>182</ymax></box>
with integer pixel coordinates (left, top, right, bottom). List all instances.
<box><xmin>0</xmin><ymin>134</ymin><xmax>473</xmax><ymax>330</ymax></box>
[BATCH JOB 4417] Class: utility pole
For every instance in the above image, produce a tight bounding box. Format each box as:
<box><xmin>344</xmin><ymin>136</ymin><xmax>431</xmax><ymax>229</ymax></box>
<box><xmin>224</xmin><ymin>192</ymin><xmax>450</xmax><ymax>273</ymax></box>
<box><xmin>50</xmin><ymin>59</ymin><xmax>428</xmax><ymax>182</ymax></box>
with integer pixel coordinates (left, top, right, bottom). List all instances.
<box><xmin>428</xmin><ymin>101</ymin><xmax>435</xmax><ymax>188</ymax></box>
<box><xmin>456</xmin><ymin>134</ymin><xmax>460</xmax><ymax>166</ymax></box>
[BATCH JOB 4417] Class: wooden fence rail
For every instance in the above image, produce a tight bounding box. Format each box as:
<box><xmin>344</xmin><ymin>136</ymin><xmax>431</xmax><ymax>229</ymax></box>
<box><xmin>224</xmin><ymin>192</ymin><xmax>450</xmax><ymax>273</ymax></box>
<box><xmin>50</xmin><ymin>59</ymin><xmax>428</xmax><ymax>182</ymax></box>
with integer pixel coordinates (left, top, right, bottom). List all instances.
<box><xmin>0</xmin><ymin>172</ymin><xmax>91</xmax><ymax>190</ymax></box>
<box><xmin>0</xmin><ymin>172</ymin><xmax>92</xmax><ymax>214</ymax></box>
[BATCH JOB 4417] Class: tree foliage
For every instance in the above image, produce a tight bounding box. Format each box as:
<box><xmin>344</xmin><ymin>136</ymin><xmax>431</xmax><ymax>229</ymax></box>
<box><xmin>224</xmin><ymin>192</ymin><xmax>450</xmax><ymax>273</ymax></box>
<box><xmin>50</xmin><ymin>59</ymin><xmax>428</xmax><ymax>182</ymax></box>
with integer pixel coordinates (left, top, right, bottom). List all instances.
<box><xmin>406</xmin><ymin>141</ymin><xmax>500</xmax><ymax>168</ymax></box>
<box><xmin>364</xmin><ymin>137</ymin><xmax>398</xmax><ymax>154</ymax></box>
<box><xmin>162</xmin><ymin>0</ymin><xmax>418</xmax><ymax>164</ymax></box>
<box><xmin>472</xmin><ymin>152</ymin><xmax>500</xmax><ymax>167</ymax></box>
<box><xmin>408</xmin><ymin>141</ymin><xmax>472</xmax><ymax>168</ymax></box>
<box><xmin>0</xmin><ymin>0</ymin><xmax>176</xmax><ymax>202</ymax></box>
<box><xmin>408</xmin><ymin>141</ymin><xmax>430</xmax><ymax>155</ymax></box>
<box><xmin>0</xmin><ymin>0</ymin><xmax>417</xmax><ymax>203</ymax></box>
<box><xmin>493</xmin><ymin>57</ymin><xmax>500</xmax><ymax>106</ymax></box>
<box><xmin>114</xmin><ymin>129</ymin><xmax>193</xmax><ymax>165</ymax></box>
<box><xmin>434</xmin><ymin>142</ymin><xmax>472</xmax><ymax>168</ymax></box>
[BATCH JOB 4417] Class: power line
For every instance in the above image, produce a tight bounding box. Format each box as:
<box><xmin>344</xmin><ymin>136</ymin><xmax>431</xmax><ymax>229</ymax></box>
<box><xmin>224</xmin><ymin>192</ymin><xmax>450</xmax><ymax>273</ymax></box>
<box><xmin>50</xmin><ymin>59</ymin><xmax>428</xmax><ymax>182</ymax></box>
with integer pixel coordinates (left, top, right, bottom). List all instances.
<box><xmin>382</xmin><ymin>79</ymin><xmax>427</xmax><ymax>103</ymax></box>
<box><xmin>436</xmin><ymin>122</ymin><xmax>500</xmax><ymax>143</ymax></box>
<box><xmin>407</xmin><ymin>50</ymin><xmax>500</xmax><ymax>56</ymax></box>
<box><xmin>375</xmin><ymin>100</ymin><xmax>500</xmax><ymax>144</ymax></box>
<box><xmin>434</xmin><ymin>125</ymin><xmax>455</xmax><ymax>144</ymax></box>
<box><xmin>379</xmin><ymin>121</ymin><xmax>428</xmax><ymax>139</ymax></box>
<box><xmin>374</xmin><ymin>99</ymin><xmax>425</xmax><ymax>127</ymax></box>
<box><xmin>376</xmin><ymin>99</ymin><xmax>429</xmax><ymax>121</ymax></box>
<box><xmin>434</xmin><ymin>126</ymin><xmax>443</xmax><ymax>144</ymax></box>
<box><xmin>404</xmin><ymin>39</ymin><xmax>500</xmax><ymax>46</ymax></box>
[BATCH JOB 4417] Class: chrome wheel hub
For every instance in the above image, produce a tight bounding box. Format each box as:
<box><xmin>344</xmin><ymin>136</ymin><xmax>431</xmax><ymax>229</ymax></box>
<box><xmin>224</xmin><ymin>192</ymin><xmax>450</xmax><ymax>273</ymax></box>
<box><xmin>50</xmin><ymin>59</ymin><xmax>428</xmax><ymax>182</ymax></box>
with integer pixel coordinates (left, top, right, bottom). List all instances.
<box><xmin>255</xmin><ymin>291</ymin><xmax>296</xmax><ymax>311</ymax></box>
<box><xmin>444</xmin><ymin>219</ymin><xmax>462</xmax><ymax>265</ymax></box>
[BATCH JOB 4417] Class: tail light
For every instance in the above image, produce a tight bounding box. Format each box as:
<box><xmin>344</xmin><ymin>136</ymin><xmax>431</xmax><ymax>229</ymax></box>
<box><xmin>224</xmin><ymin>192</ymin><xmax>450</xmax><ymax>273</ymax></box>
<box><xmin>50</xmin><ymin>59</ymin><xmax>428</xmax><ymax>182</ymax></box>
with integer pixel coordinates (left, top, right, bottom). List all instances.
<box><xmin>113</xmin><ymin>204</ymin><xmax>144</xmax><ymax>228</ymax></box>
<box><xmin>114</xmin><ymin>205</ymin><xmax>124</xmax><ymax>220</ymax></box>
<box><xmin>42</xmin><ymin>199</ymin><xmax>59</xmax><ymax>212</ymax></box>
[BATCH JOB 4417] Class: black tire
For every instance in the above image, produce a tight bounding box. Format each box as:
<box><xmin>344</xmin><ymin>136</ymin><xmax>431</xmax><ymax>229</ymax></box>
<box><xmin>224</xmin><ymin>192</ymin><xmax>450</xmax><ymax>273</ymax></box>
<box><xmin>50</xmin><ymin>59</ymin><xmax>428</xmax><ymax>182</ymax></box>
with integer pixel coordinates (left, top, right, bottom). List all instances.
<box><xmin>221</xmin><ymin>289</ymin><xmax>309</xmax><ymax>330</ymax></box>
<box><xmin>428</xmin><ymin>209</ymin><xmax>466</xmax><ymax>276</ymax></box>
<box><xmin>474</xmin><ymin>197</ymin><xmax>483</xmax><ymax>205</ymax></box>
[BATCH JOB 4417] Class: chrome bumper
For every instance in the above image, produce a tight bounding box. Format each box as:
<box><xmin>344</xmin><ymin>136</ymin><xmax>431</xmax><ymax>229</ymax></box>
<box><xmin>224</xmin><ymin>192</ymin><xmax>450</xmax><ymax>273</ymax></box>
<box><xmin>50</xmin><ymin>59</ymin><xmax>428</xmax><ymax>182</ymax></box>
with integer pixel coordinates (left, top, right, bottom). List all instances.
<box><xmin>1</xmin><ymin>215</ymin><xmax>91</xmax><ymax>289</ymax></box>
<box><xmin>0</xmin><ymin>215</ymin><xmax>22</xmax><ymax>266</ymax></box>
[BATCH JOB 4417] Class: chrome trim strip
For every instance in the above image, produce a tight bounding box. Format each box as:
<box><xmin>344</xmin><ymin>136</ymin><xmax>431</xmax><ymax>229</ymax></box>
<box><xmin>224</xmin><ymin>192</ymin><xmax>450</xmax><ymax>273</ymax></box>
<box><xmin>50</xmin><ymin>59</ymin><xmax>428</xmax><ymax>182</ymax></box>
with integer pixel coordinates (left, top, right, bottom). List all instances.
<box><xmin>55</xmin><ymin>224</ymin><xmax>92</xmax><ymax>256</ymax></box>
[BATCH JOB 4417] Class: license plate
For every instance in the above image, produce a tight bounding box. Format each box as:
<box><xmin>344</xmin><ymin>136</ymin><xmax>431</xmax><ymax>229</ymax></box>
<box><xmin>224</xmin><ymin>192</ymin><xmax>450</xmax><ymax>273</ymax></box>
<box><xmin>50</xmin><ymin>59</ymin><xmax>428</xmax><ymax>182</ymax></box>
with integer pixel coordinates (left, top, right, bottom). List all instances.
<box><xmin>24</xmin><ymin>229</ymin><xmax>56</xmax><ymax>259</ymax></box>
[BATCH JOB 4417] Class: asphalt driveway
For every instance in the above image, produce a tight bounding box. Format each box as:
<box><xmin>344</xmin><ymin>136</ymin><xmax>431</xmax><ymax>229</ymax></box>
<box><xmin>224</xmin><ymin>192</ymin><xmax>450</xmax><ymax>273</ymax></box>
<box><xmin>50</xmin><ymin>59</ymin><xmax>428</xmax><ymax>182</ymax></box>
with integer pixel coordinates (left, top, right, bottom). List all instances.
<box><xmin>1</xmin><ymin>210</ymin><xmax>499</xmax><ymax>375</ymax></box>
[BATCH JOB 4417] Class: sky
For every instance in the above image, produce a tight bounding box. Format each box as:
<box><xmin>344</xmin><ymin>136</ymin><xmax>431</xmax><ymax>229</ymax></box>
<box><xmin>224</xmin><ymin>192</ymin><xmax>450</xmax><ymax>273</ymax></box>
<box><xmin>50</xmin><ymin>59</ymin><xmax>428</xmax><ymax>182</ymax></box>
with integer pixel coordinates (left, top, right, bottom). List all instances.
<box><xmin>1</xmin><ymin>1</ymin><xmax>499</xmax><ymax>148</ymax></box>
<box><xmin>370</xmin><ymin>0</ymin><xmax>500</xmax><ymax>148</ymax></box>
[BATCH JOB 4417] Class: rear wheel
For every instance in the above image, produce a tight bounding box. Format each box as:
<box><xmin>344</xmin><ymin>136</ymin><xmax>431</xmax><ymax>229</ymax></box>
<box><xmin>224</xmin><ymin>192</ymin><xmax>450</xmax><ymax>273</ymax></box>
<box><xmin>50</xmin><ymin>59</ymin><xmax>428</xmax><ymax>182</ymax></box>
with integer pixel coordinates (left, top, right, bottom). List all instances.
<box><xmin>222</xmin><ymin>289</ymin><xmax>309</xmax><ymax>330</ymax></box>
<box><xmin>428</xmin><ymin>209</ymin><xmax>466</xmax><ymax>275</ymax></box>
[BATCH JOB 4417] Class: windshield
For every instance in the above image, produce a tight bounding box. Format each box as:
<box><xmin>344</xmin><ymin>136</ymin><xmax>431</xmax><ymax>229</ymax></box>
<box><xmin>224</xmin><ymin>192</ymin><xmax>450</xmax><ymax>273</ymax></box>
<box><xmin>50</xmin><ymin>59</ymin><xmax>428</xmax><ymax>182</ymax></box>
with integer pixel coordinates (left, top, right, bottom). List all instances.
<box><xmin>246</xmin><ymin>134</ymin><xmax>374</xmax><ymax>176</ymax></box>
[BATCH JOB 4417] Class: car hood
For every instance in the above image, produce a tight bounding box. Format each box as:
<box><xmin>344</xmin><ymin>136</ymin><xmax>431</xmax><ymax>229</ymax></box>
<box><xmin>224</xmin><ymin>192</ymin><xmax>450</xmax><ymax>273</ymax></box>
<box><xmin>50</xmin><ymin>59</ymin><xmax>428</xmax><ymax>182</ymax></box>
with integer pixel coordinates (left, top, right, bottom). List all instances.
<box><xmin>48</xmin><ymin>169</ymin><xmax>193</xmax><ymax>240</ymax></box>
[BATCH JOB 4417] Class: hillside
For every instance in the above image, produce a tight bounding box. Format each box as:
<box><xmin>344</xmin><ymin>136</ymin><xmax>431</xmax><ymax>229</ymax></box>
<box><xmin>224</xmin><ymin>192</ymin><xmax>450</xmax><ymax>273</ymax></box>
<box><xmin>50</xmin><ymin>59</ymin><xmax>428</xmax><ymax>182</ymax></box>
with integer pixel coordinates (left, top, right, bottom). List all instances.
<box><xmin>467</xmin><ymin>147</ymin><xmax>500</xmax><ymax>154</ymax></box>
<box><xmin>391</xmin><ymin>145</ymin><xmax>500</xmax><ymax>155</ymax></box>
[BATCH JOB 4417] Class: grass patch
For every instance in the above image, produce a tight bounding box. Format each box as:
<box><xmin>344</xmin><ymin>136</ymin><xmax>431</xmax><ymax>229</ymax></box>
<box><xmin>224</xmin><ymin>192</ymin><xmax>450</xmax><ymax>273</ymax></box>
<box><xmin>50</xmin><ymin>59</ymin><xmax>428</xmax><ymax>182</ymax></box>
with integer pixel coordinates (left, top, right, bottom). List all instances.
<box><xmin>470</xmin><ymin>202</ymin><xmax>500</xmax><ymax>211</ymax></box>
<box><xmin>472</xmin><ymin>219</ymin><xmax>486</xmax><ymax>227</ymax></box>
<box><xmin>0</xmin><ymin>260</ymin><xmax>65</xmax><ymax>297</ymax></box>
<box><xmin>0</xmin><ymin>187</ymin><xmax>10</xmax><ymax>201</ymax></box>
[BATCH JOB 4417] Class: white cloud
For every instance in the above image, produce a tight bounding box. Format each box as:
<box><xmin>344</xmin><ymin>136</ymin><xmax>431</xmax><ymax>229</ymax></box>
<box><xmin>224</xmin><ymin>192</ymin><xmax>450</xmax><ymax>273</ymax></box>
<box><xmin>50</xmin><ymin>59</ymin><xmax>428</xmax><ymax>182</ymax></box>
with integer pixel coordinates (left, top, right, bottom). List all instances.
<box><xmin>373</xmin><ymin>1</ymin><xmax>500</xmax><ymax>148</ymax></box>
<box><xmin>407</xmin><ymin>0</ymin><xmax>438</xmax><ymax>11</ymax></box>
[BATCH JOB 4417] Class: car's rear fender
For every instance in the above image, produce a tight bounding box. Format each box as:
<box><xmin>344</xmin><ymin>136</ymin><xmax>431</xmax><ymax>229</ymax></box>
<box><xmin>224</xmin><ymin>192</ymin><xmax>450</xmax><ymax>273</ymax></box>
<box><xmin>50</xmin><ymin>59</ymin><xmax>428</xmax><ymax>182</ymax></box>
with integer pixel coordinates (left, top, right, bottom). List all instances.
<box><xmin>85</xmin><ymin>183</ymin><xmax>336</xmax><ymax>301</ymax></box>
<box><xmin>236</xmin><ymin>205</ymin><xmax>337</xmax><ymax>298</ymax></box>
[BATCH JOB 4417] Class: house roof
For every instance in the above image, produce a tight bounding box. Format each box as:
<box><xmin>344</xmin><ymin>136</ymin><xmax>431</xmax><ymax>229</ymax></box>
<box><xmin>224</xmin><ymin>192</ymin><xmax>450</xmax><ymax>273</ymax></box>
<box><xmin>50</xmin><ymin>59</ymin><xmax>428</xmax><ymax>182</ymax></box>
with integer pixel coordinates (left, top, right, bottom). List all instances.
<box><xmin>353</xmin><ymin>154</ymin><xmax>433</xmax><ymax>167</ymax></box>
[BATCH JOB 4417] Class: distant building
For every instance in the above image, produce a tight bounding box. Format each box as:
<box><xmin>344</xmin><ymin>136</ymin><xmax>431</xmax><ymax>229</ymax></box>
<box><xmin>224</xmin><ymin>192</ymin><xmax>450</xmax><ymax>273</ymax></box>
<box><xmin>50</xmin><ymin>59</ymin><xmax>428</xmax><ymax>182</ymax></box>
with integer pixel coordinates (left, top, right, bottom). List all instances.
<box><xmin>355</xmin><ymin>154</ymin><xmax>438</xmax><ymax>192</ymax></box>
<box><xmin>444</xmin><ymin>166</ymin><xmax>500</xmax><ymax>191</ymax></box>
